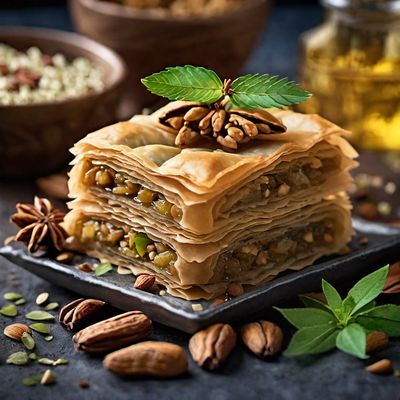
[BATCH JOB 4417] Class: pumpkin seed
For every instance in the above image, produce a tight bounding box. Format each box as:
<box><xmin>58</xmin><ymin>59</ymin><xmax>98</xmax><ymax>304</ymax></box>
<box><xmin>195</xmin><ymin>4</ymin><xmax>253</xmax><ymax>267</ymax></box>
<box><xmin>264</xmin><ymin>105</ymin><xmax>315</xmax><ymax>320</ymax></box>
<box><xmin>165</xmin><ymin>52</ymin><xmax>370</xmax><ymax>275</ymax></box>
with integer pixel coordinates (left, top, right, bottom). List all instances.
<box><xmin>3</xmin><ymin>292</ymin><xmax>22</xmax><ymax>301</ymax></box>
<box><xmin>43</xmin><ymin>335</ymin><xmax>54</xmax><ymax>341</ymax></box>
<box><xmin>6</xmin><ymin>351</ymin><xmax>29</xmax><ymax>365</ymax></box>
<box><xmin>0</xmin><ymin>303</ymin><xmax>18</xmax><ymax>317</ymax></box>
<box><xmin>29</xmin><ymin>323</ymin><xmax>50</xmax><ymax>334</ymax></box>
<box><xmin>29</xmin><ymin>352</ymin><xmax>37</xmax><ymax>360</ymax></box>
<box><xmin>25</xmin><ymin>310</ymin><xmax>55</xmax><ymax>321</ymax></box>
<box><xmin>94</xmin><ymin>262</ymin><xmax>113</xmax><ymax>277</ymax></box>
<box><xmin>38</xmin><ymin>358</ymin><xmax>54</xmax><ymax>365</ymax></box>
<box><xmin>53</xmin><ymin>358</ymin><xmax>68</xmax><ymax>366</ymax></box>
<box><xmin>22</xmin><ymin>374</ymin><xmax>42</xmax><ymax>386</ymax></box>
<box><xmin>44</xmin><ymin>302</ymin><xmax>59</xmax><ymax>311</ymax></box>
<box><xmin>41</xmin><ymin>369</ymin><xmax>56</xmax><ymax>385</ymax></box>
<box><xmin>21</xmin><ymin>332</ymin><xmax>35</xmax><ymax>350</ymax></box>
<box><xmin>15</xmin><ymin>298</ymin><xmax>26</xmax><ymax>305</ymax></box>
<box><xmin>36</xmin><ymin>292</ymin><xmax>49</xmax><ymax>306</ymax></box>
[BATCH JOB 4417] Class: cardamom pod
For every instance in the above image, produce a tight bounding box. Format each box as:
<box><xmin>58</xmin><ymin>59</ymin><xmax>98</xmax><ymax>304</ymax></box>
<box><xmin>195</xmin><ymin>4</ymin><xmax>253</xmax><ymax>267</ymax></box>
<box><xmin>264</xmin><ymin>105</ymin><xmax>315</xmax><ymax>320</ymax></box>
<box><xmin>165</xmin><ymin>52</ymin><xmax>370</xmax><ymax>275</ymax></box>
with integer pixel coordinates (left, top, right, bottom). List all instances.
<box><xmin>188</xmin><ymin>323</ymin><xmax>237</xmax><ymax>371</ymax></box>
<box><xmin>241</xmin><ymin>320</ymin><xmax>283</xmax><ymax>358</ymax></box>
<box><xmin>184</xmin><ymin>106</ymin><xmax>209</xmax><ymax>122</ymax></box>
<box><xmin>73</xmin><ymin>311</ymin><xmax>152</xmax><ymax>353</ymax></box>
<box><xmin>103</xmin><ymin>341</ymin><xmax>188</xmax><ymax>377</ymax></box>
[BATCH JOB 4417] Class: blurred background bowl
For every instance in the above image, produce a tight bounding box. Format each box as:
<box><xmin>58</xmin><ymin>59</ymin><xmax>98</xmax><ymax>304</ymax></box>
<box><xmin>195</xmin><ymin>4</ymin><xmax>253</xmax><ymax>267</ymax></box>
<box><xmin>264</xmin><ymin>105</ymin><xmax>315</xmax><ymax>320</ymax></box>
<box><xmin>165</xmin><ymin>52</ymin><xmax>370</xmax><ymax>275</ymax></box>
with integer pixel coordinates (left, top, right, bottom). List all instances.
<box><xmin>0</xmin><ymin>27</ymin><xmax>126</xmax><ymax>179</ymax></box>
<box><xmin>69</xmin><ymin>0</ymin><xmax>270</xmax><ymax>116</ymax></box>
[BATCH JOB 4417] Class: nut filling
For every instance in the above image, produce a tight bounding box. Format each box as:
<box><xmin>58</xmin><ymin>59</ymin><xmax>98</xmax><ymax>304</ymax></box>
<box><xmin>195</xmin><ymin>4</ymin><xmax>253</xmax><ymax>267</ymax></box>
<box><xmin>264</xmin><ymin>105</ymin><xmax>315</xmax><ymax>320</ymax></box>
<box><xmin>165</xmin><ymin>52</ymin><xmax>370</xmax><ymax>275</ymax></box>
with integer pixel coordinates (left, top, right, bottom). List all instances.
<box><xmin>78</xmin><ymin>220</ymin><xmax>177</xmax><ymax>271</ymax></box>
<box><xmin>214</xmin><ymin>220</ymin><xmax>335</xmax><ymax>282</ymax></box>
<box><xmin>82</xmin><ymin>161</ymin><xmax>183</xmax><ymax>221</ymax></box>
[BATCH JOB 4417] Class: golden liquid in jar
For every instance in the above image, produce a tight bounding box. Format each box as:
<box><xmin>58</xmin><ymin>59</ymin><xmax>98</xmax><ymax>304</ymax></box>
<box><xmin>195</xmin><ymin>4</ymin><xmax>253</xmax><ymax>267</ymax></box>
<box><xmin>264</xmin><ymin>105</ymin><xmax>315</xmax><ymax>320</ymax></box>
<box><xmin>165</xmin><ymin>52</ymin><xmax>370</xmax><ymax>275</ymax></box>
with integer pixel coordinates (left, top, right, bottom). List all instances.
<box><xmin>298</xmin><ymin>29</ymin><xmax>400</xmax><ymax>150</ymax></box>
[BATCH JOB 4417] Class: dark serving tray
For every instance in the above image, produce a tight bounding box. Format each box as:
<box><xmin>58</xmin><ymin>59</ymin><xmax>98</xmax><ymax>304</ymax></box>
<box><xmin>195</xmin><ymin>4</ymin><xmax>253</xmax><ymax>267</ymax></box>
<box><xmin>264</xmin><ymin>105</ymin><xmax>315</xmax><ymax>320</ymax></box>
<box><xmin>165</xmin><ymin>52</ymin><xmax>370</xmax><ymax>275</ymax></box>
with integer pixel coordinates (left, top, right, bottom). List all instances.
<box><xmin>1</xmin><ymin>217</ymin><xmax>400</xmax><ymax>333</ymax></box>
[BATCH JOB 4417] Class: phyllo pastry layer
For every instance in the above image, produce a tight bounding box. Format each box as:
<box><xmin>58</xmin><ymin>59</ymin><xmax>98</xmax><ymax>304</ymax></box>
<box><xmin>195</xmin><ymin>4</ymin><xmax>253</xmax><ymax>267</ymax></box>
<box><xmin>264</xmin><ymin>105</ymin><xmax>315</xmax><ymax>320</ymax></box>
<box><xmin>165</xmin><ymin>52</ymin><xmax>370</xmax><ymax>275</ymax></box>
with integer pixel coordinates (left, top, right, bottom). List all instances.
<box><xmin>65</xmin><ymin>103</ymin><xmax>357</xmax><ymax>300</ymax></box>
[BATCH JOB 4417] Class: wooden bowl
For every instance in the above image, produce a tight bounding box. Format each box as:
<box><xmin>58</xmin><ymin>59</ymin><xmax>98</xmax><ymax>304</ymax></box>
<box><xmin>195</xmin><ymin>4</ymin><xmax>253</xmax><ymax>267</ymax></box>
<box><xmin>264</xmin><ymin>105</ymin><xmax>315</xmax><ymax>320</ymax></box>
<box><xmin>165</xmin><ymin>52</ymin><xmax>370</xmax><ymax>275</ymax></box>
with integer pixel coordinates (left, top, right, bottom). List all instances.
<box><xmin>0</xmin><ymin>27</ymin><xmax>126</xmax><ymax>179</ymax></box>
<box><xmin>69</xmin><ymin>0</ymin><xmax>270</xmax><ymax>115</ymax></box>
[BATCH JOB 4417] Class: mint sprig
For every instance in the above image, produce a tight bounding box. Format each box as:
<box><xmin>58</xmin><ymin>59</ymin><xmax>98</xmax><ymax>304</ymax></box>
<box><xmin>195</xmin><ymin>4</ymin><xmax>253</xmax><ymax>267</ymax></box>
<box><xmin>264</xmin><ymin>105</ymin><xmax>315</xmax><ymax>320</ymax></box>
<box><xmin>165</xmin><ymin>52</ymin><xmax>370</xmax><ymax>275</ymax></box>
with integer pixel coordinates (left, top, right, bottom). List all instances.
<box><xmin>141</xmin><ymin>65</ymin><xmax>310</xmax><ymax>110</ymax></box>
<box><xmin>276</xmin><ymin>265</ymin><xmax>400</xmax><ymax>359</ymax></box>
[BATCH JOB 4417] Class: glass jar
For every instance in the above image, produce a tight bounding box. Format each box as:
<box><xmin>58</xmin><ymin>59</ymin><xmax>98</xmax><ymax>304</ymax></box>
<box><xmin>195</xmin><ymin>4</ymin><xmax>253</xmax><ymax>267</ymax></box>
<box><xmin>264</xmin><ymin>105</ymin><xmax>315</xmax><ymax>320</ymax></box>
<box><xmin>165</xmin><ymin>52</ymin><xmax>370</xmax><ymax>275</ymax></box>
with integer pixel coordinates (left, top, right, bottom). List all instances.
<box><xmin>297</xmin><ymin>0</ymin><xmax>400</xmax><ymax>150</ymax></box>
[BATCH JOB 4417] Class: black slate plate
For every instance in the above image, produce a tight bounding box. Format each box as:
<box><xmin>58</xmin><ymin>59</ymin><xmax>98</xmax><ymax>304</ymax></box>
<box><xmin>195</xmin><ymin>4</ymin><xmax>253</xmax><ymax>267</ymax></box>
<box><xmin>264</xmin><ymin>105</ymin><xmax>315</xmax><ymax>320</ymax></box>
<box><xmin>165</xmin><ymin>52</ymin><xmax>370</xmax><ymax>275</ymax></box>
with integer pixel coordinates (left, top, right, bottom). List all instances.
<box><xmin>1</xmin><ymin>217</ymin><xmax>400</xmax><ymax>333</ymax></box>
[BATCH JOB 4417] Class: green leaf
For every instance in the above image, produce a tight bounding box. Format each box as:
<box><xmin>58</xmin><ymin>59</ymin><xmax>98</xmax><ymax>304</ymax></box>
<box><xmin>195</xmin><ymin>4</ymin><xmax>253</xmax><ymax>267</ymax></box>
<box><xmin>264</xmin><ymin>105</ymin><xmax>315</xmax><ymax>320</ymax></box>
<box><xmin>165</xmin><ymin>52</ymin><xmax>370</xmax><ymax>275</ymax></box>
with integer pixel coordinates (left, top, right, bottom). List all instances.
<box><xmin>275</xmin><ymin>307</ymin><xmax>337</xmax><ymax>329</ymax></box>
<box><xmin>134</xmin><ymin>234</ymin><xmax>152</xmax><ymax>257</ymax></box>
<box><xmin>3</xmin><ymin>292</ymin><xmax>22</xmax><ymax>301</ymax></box>
<box><xmin>284</xmin><ymin>325</ymin><xmax>339</xmax><ymax>356</ymax></box>
<box><xmin>230</xmin><ymin>74</ymin><xmax>311</xmax><ymax>110</ymax></box>
<box><xmin>0</xmin><ymin>303</ymin><xmax>18</xmax><ymax>317</ymax></box>
<box><xmin>344</xmin><ymin>265</ymin><xmax>389</xmax><ymax>315</ymax></box>
<box><xmin>322</xmin><ymin>279</ymin><xmax>342</xmax><ymax>312</ymax></box>
<box><xmin>356</xmin><ymin>304</ymin><xmax>400</xmax><ymax>336</ymax></box>
<box><xmin>141</xmin><ymin>66</ymin><xmax>223</xmax><ymax>103</ymax></box>
<box><xmin>29</xmin><ymin>323</ymin><xmax>50</xmax><ymax>334</ymax></box>
<box><xmin>94</xmin><ymin>263</ymin><xmax>113</xmax><ymax>277</ymax></box>
<box><xmin>21</xmin><ymin>332</ymin><xmax>36</xmax><ymax>350</ymax></box>
<box><xmin>336</xmin><ymin>323</ymin><xmax>368</xmax><ymax>359</ymax></box>
<box><xmin>25</xmin><ymin>310</ymin><xmax>55</xmax><ymax>321</ymax></box>
<box><xmin>6</xmin><ymin>351</ymin><xmax>29</xmax><ymax>365</ymax></box>
<box><xmin>299</xmin><ymin>295</ymin><xmax>330</xmax><ymax>312</ymax></box>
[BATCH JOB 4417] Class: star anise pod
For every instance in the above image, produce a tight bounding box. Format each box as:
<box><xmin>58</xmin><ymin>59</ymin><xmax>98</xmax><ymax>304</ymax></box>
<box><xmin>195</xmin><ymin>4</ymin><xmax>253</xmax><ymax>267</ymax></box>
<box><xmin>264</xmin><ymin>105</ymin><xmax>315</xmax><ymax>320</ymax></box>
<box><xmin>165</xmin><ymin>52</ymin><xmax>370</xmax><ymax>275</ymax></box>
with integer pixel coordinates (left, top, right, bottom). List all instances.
<box><xmin>10</xmin><ymin>197</ymin><xmax>67</xmax><ymax>253</ymax></box>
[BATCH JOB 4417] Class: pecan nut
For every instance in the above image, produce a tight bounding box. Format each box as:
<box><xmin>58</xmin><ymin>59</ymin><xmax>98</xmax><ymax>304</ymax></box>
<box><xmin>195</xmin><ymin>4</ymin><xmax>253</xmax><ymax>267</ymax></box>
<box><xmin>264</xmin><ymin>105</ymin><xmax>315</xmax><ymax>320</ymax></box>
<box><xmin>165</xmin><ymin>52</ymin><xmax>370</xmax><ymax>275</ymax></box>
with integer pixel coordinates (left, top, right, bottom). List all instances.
<box><xmin>241</xmin><ymin>320</ymin><xmax>283</xmax><ymax>358</ymax></box>
<box><xmin>188</xmin><ymin>323</ymin><xmax>237</xmax><ymax>370</ymax></box>
<box><xmin>103</xmin><ymin>341</ymin><xmax>188</xmax><ymax>377</ymax></box>
<box><xmin>59</xmin><ymin>298</ymin><xmax>106</xmax><ymax>331</ymax></box>
<box><xmin>73</xmin><ymin>311</ymin><xmax>152</xmax><ymax>353</ymax></box>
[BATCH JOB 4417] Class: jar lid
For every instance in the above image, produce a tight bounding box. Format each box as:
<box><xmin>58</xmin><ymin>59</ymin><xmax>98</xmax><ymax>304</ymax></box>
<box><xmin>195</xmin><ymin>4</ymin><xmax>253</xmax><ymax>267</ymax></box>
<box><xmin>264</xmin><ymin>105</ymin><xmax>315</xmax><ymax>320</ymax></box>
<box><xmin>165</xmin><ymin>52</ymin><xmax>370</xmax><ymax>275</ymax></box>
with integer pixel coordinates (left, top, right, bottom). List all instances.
<box><xmin>321</xmin><ymin>0</ymin><xmax>400</xmax><ymax>14</ymax></box>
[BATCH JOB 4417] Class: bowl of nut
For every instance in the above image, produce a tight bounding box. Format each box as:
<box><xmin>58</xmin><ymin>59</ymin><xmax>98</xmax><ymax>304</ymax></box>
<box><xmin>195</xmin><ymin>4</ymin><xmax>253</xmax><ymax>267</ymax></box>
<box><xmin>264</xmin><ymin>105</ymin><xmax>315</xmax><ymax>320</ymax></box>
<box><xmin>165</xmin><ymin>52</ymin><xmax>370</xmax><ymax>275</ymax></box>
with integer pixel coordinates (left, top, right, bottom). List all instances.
<box><xmin>69</xmin><ymin>0</ymin><xmax>270</xmax><ymax>114</ymax></box>
<box><xmin>0</xmin><ymin>27</ymin><xmax>126</xmax><ymax>178</ymax></box>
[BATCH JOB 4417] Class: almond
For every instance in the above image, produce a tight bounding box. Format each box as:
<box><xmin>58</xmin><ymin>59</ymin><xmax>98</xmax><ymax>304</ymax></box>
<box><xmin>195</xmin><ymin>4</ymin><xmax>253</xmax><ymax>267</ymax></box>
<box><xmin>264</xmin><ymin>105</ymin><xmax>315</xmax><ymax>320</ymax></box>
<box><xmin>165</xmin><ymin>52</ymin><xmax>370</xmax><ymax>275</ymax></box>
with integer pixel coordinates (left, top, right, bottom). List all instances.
<box><xmin>366</xmin><ymin>331</ymin><xmax>389</xmax><ymax>354</ymax></box>
<box><xmin>4</xmin><ymin>323</ymin><xmax>32</xmax><ymax>341</ymax></box>
<box><xmin>365</xmin><ymin>359</ymin><xmax>393</xmax><ymax>375</ymax></box>
<box><xmin>134</xmin><ymin>274</ymin><xmax>156</xmax><ymax>291</ymax></box>
<box><xmin>103</xmin><ymin>341</ymin><xmax>187</xmax><ymax>377</ymax></box>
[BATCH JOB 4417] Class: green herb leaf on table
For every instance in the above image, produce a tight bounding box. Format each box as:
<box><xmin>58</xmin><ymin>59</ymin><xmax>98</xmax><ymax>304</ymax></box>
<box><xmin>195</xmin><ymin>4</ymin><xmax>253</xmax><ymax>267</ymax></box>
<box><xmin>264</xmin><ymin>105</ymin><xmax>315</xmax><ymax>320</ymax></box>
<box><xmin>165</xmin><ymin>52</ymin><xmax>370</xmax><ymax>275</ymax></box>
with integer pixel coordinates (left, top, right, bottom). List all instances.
<box><xmin>336</xmin><ymin>323</ymin><xmax>367</xmax><ymax>359</ymax></box>
<box><xmin>274</xmin><ymin>307</ymin><xmax>336</xmax><ymax>329</ymax></box>
<box><xmin>230</xmin><ymin>74</ymin><xmax>311</xmax><ymax>110</ymax></box>
<box><xmin>25</xmin><ymin>310</ymin><xmax>55</xmax><ymax>321</ymax></box>
<box><xmin>95</xmin><ymin>262</ymin><xmax>113</xmax><ymax>277</ymax></box>
<box><xmin>356</xmin><ymin>304</ymin><xmax>400</xmax><ymax>336</ymax></box>
<box><xmin>345</xmin><ymin>265</ymin><xmax>389</xmax><ymax>315</ymax></box>
<box><xmin>141</xmin><ymin>66</ymin><xmax>223</xmax><ymax>104</ymax></box>
<box><xmin>283</xmin><ymin>325</ymin><xmax>339</xmax><ymax>356</ymax></box>
<box><xmin>0</xmin><ymin>303</ymin><xmax>18</xmax><ymax>317</ymax></box>
<box><xmin>141</xmin><ymin>66</ymin><xmax>310</xmax><ymax>110</ymax></box>
<box><xmin>277</xmin><ymin>265</ymin><xmax>398</xmax><ymax>359</ymax></box>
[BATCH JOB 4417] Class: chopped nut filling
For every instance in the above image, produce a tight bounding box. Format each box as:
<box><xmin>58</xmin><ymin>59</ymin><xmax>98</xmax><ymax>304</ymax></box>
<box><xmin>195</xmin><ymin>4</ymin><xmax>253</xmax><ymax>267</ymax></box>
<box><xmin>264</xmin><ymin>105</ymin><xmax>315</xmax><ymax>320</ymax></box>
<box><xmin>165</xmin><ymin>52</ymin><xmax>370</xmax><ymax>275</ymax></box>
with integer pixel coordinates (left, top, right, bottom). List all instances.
<box><xmin>235</xmin><ymin>156</ymin><xmax>338</xmax><ymax>207</ymax></box>
<box><xmin>82</xmin><ymin>162</ymin><xmax>183</xmax><ymax>221</ymax></box>
<box><xmin>213</xmin><ymin>220</ymin><xmax>335</xmax><ymax>282</ymax></box>
<box><xmin>78</xmin><ymin>219</ymin><xmax>177</xmax><ymax>272</ymax></box>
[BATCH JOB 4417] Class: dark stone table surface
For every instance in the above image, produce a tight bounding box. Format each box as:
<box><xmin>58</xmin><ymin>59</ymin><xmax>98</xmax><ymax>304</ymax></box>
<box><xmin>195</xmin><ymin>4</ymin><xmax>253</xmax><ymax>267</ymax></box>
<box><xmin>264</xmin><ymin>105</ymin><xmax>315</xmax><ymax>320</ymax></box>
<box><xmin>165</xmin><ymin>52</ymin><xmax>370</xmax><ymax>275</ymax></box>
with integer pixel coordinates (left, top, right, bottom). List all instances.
<box><xmin>1</xmin><ymin>3</ymin><xmax>400</xmax><ymax>400</ymax></box>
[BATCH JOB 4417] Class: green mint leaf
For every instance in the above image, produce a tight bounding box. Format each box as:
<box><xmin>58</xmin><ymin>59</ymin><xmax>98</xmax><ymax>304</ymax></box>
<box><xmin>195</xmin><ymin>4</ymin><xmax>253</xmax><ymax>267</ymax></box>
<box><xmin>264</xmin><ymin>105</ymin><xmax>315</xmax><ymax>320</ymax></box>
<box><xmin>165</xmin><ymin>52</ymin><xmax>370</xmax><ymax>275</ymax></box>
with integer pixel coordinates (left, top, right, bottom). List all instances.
<box><xmin>299</xmin><ymin>295</ymin><xmax>331</xmax><ymax>312</ymax></box>
<box><xmin>336</xmin><ymin>323</ymin><xmax>368</xmax><ymax>359</ymax></box>
<box><xmin>321</xmin><ymin>279</ymin><xmax>342</xmax><ymax>313</ymax></box>
<box><xmin>94</xmin><ymin>262</ymin><xmax>113</xmax><ymax>277</ymax></box>
<box><xmin>275</xmin><ymin>307</ymin><xmax>337</xmax><ymax>329</ymax></box>
<box><xmin>353</xmin><ymin>300</ymin><xmax>376</xmax><ymax>315</ymax></box>
<box><xmin>141</xmin><ymin>66</ymin><xmax>223</xmax><ymax>103</ymax></box>
<box><xmin>230</xmin><ymin>74</ymin><xmax>311</xmax><ymax>110</ymax></box>
<box><xmin>356</xmin><ymin>304</ymin><xmax>400</xmax><ymax>336</ymax></box>
<box><xmin>344</xmin><ymin>265</ymin><xmax>389</xmax><ymax>315</ymax></box>
<box><xmin>283</xmin><ymin>325</ymin><xmax>339</xmax><ymax>356</ymax></box>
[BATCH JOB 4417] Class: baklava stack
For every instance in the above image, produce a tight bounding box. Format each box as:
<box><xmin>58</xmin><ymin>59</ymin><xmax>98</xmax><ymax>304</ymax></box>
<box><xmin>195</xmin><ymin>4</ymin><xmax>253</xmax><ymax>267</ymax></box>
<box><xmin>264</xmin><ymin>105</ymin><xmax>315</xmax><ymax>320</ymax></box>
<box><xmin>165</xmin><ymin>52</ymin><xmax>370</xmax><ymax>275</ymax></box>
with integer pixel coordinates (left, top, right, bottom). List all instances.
<box><xmin>64</xmin><ymin>102</ymin><xmax>358</xmax><ymax>300</ymax></box>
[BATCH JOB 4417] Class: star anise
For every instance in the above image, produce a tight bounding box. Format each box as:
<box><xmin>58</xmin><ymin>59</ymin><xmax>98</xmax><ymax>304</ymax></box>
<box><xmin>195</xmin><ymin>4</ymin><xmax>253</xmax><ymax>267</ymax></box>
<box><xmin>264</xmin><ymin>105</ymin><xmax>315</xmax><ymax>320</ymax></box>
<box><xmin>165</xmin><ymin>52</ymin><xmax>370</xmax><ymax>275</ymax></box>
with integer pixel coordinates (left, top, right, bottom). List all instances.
<box><xmin>10</xmin><ymin>197</ymin><xmax>67</xmax><ymax>253</ymax></box>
